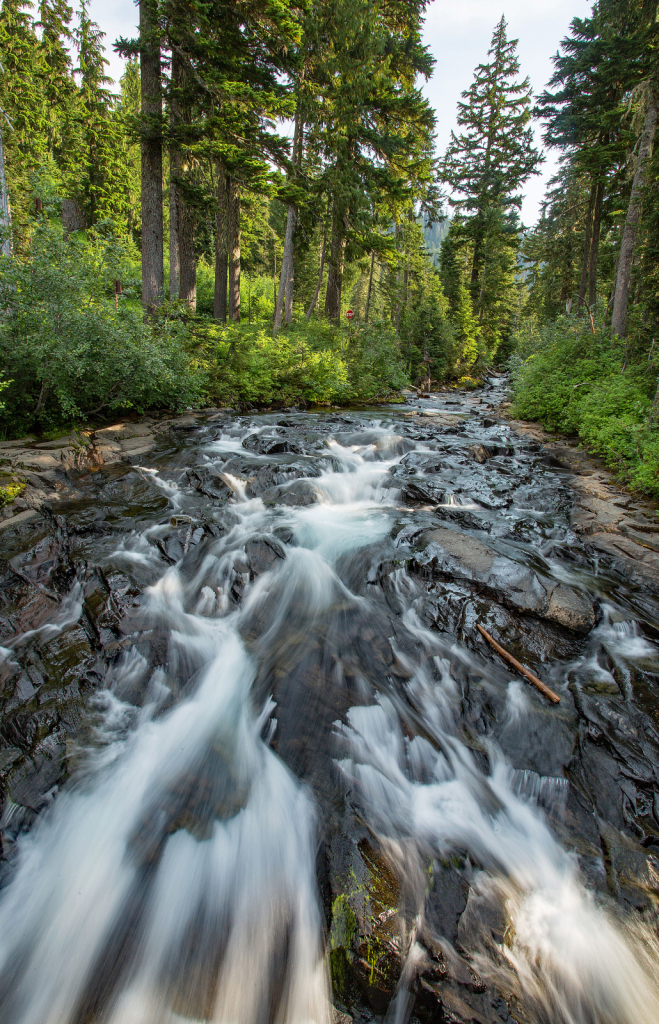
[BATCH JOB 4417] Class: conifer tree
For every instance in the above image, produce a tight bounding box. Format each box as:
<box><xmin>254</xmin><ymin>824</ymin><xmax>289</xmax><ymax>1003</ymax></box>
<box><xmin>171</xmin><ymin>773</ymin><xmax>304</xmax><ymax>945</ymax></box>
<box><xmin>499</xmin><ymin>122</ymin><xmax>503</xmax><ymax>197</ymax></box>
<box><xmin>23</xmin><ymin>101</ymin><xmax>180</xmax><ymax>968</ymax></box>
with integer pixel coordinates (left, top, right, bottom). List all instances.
<box><xmin>37</xmin><ymin>0</ymin><xmax>75</xmax><ymax>161</ymax></box>
<box><xmin>138</xmin><ymin>0</ymin><xmax>164</xmax><ymax>306</ymax></box>
<box><xmin>118</xmin><ymin>56</ymin><xmax>141</xmax><ymax>243</ymax></box>
<box><xmin>537</xmin><ymin>6</ymin><xmax>642</xmax><ymax>312</ymax></box>
<box><xmin>306</xmin><ymin>0</ymin><xmax>437</xmax><ymax>323</ymax></box>
<box><xmin>0</xmin><ymin>0</ymin><xmax>48</xmax><ymax>242</ymax></box>
<box><xmin>441</xmin><ymin>16</ymin><xmax>541</xmax><ymax>347</ymax></box>
<box><xmin>73</xmin><ymin>1</ymin><xmax>128</xmax><ymax>226</ymax></box>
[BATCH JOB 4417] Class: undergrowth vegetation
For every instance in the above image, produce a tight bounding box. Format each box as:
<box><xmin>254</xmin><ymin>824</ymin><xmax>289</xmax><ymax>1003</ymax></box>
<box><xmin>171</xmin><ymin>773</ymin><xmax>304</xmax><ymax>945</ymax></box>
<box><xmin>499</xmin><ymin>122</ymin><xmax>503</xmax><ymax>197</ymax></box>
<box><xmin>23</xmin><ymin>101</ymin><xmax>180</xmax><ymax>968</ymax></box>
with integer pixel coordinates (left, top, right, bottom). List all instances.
<box><xmin>0</xmin><ymin>224</ymin><xmax>411</xmax><ymax>439</ymax></box>
<box><xmin>511</xmin><ymin>312</ymin><xmax>659</xmax><ymax>497</ymax></box>
<box><xmin>0</xmin><ymin>225</ymin><xmax>204</xmax><ymax>436</ymax></box>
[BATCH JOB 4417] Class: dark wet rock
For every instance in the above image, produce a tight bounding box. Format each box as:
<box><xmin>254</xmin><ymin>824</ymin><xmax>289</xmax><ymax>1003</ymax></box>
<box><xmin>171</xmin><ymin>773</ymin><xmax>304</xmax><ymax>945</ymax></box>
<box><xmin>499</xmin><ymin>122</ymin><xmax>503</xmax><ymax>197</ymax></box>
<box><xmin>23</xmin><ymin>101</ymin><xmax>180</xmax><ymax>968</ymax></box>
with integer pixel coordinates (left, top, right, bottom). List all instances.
<box><xmin>410</xmin><ymin>526</ymin><xmax>597</xmax><ymax>633</ymax></box>
<box><xmin>157</xmin><ymin>525</ymin><xmax>206</xmax><ymax>564</ymax></box>
<box><xmin>245</xmin><ymin>462</ymin><xmax>319</xmax><ymax>499</ymax></box>
<box><xmin>245</xmin><ymin>536</ymin><xmax>285</xmax><ymax>576</ymax></box>
<box><xmin>261</xmin><ymin>479</ymin><xmax>319</xmax><ymax>507</ymax></box>
<box><xmin>399</xmin><ymin>452</ymin><xmax>445</xmax><ymax>473</ymax></box>
<box><xmin>242</xmin><ymin>433</ymin><xmax>304</xmax><ymax>456</ymax></box>
<box><xmin>434</xmin><ymin>506</ymin><xmax>493</xmax><ymax>533</ymax></box>
<box><xmin>185</xmin><ymin>466</ymin><xmax>232</xmax><ymax>502</ymax></box>
<box><xmin>402</xmin><ymin>480</ymin><xmax>446</xmax><ymax>505</ymax></box>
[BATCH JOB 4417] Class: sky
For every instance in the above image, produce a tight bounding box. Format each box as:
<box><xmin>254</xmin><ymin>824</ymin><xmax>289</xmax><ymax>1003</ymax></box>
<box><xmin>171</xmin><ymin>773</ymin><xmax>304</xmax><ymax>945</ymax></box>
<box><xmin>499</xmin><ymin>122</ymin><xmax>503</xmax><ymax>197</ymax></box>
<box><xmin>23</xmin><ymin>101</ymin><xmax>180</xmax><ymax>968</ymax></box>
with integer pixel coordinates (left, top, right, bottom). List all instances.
<box><xmin>89</xmin><ymin>0</ymin><xmax>593</xmax><ymax>227</ymax></box>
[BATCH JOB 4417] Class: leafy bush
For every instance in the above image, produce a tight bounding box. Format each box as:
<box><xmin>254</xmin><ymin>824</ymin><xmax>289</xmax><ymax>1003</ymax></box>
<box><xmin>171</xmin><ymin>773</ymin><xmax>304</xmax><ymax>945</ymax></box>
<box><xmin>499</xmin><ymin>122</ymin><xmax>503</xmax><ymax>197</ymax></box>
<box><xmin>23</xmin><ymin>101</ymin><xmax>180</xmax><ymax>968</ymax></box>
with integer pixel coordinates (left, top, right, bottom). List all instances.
<box><xmin>511</xmin><ymin>312</ymin><xmax>659</xmax><ymax>496</ymax></box>
<box><xmin>0</xmin><ymin>223</ymin><xmax>206</xmax><ymax>436</ymax></box>
<box><xmin>196</xmin><ymin>316</ymin><xmax>409</xmax><ymax>407</ymax></box>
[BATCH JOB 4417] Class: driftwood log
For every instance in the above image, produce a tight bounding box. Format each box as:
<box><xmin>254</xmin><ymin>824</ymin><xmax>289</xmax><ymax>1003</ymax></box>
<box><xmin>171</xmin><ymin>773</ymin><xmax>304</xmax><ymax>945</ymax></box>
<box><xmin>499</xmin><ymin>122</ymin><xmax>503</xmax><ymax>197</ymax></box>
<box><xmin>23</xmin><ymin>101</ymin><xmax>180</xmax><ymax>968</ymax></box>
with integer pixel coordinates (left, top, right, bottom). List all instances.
<box><xmin>476</xmin><ymin>623</ymin><xmax>561</xmax><ymax>704</ymax></box>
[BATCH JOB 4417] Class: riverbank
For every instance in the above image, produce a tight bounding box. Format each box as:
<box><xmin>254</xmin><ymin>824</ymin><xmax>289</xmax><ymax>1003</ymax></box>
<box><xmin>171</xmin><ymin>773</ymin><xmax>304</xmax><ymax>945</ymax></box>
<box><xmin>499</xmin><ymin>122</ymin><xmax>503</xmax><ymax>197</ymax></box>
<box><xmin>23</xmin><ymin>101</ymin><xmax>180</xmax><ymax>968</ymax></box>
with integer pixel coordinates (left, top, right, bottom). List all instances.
<box><xmin>503</xmin><ymin>413</ymin><xmax>659</xmax><ymax>592</ymax></box>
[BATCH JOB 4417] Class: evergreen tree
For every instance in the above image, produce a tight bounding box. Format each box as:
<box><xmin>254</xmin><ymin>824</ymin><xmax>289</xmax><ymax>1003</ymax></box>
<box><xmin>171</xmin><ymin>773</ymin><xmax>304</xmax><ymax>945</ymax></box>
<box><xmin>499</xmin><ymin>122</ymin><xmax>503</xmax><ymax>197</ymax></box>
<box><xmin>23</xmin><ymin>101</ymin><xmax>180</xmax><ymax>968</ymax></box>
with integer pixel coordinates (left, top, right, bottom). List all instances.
<box><xmin>118</xmin><ymin>56</ymin><xmax>141</xmax><ymax>244</ymax></box>
<box><xmin>304</xmin><ymin>0</ymin><xmax>438</xmax><ymax>323</ymax></box>
<box><xmin>537</xmin><ymin>4</ymin><xmax>643</xmax><ymax>312</ymax></box>
<box><xmin>73</xmin><ymin>0</ymin><xmax>129</xmax><ymax>226</ymax></box>
<box><xmin>441</xmin><ymin>17</ymin><xmax>541</xmax><ymax>352</ymax></box>
<box><xmin>37</xmin><ymin>0</ymin><xmax>75</xmax><ymax>161</ymax></box>
<box><xmin>0</xmin><ymin>0</ymin><xmax>48</xmax><ymax>243</ymax></box>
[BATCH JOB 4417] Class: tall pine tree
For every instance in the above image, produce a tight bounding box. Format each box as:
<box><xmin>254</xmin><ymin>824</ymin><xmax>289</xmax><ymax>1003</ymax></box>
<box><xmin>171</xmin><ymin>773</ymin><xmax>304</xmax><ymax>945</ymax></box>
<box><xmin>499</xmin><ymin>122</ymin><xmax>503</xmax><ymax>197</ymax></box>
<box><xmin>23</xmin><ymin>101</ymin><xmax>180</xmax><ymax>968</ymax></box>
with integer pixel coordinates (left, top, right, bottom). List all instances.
<box><xmin>441</xmin><ymin>17</ymin><xmax>541</xmax><ymax>355</ymax></box>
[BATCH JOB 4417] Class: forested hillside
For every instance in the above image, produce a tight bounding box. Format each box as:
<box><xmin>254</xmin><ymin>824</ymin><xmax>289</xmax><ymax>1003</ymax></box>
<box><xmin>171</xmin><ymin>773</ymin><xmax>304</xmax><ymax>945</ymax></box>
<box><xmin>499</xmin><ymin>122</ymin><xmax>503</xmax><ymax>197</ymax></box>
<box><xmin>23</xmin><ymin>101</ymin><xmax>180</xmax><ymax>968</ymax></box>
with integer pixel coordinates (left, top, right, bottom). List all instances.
<box><xmin>0</xmin><ymin>0</ymin><xmax>658</xmax><ymax>493</ymax></box>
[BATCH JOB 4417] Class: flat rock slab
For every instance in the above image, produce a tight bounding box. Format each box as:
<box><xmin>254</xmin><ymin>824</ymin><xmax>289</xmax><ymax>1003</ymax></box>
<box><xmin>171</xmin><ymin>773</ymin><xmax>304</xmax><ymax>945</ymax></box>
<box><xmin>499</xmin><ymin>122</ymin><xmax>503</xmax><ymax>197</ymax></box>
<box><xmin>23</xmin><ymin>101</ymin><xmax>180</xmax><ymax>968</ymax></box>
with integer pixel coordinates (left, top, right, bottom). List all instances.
<box><xmin>119</xmin><ymin>435</ymin><xmax>157</xmax><ymax>452</ymax></box>
<box><xmin>419</xmin><ymin>410</ymin><xmax>463</xmax><ymax>422</ymax></box>
<box><xmin>415</xmin><ymin>526</ymin><xmax>596</xmax><ymax>633</ymax></box>
<box><xmin>12</xmin><ymin>452</ymin><xmax>63</xmax><ymax>471</ymax></box>
<box><xmin>35</xmin><ymin>435</ymin><xmax>85</xmax><ymax>449</ymax></box>
<box><xmin>0</xmin><ymin>509</ymin><xmax>39</xmax><ymax>531</ymax></box>
<box><xmin>94</xmin><ymin>423</ymin><xmax>156</xmax><ymax>442</ymax></box>
<box><xmin>121</xmin><ymin>445</ymin><xmax>157</xmax><ymax>461</ymax></box>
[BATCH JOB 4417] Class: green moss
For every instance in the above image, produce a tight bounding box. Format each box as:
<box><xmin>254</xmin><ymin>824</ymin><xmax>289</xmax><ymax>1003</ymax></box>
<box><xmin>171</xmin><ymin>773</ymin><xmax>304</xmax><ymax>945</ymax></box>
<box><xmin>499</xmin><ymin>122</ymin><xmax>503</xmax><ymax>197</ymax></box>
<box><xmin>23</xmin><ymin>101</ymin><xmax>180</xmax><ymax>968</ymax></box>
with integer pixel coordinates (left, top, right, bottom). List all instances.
<box><xmin>0</xmin><ymin>481</ymin><xmax>26</xmax><ymax>507</ymax></box>
<box><xmin>329</xmin><ymin>892</ymin><xmax>359</xmax><ymax>951</ymax></box>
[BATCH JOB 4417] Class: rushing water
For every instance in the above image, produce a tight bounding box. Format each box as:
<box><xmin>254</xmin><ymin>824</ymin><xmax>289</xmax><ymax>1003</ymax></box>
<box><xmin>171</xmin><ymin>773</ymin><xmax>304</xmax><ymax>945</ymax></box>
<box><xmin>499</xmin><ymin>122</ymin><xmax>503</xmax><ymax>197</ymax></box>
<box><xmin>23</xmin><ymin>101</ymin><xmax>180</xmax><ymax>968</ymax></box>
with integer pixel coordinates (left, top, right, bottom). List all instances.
<box><xmin>1</xmin><ymin>382</ymin><xmax>659</xmax><ymax>1023</ymax></box>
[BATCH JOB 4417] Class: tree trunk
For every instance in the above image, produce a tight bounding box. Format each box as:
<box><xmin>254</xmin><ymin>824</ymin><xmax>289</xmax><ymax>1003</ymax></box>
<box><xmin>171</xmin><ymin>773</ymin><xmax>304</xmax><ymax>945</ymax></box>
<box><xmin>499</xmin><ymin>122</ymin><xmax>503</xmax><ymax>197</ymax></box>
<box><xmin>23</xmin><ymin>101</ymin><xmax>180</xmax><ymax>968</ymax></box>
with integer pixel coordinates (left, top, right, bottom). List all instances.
<box><xmin>169</xmin><ymin>147</ymin><xmax>180</xmax><ymax>298</ymax></box>
<box><xmin>612</xmin><ymin>84</ymin><xmax>658</xmax><ymax>338</ymax></box>
<box><xmin>588</xmin><ymin>180</ymin><xmax>604</xmax><ymax>309</ymax></box>
<box><xmin>577</xmin><ymin>181</ymin><xmax>596</xmax><ymax>312</ymax></box>
<box><xmin>364</xmin><ymin>250</ymin><xmax>375</xmax><ymax>324</ymax></box>
<box><xmin>228</xmin><ymin>176</ymin><xmax>241</xmax><ymax>321</ymax></box>
<box><xmin>178</xmin><ymin>174</ymin><xmax>196</xmax><ymax>310</ymax></box>
<box><xmin>274</xmin><ymin>204</ymin><xmax>295</xmax><ymax>334</ymax></box>
<box><xmin>0</xmin><ymin>128</ymin><xmax>11</xmax><ymax>256</ymax></box>
<box><xmin>305</xmin><ymin>232</ymin><xmax>326</xmax><ymax>321</ymax></box>
<box><xmin>214</xmin><ymin>160</ymin><xmax>228</xmax><ymax>321</ymax></box>
<box><xmin>324</xmin><ymin>201</ymin><xmax>345</xmax><ymax>324</ymax></box>
<box><xmin>274</xmin><ymin>109</ymin><xmax>303</xmax><ymax>333</ymax></box>
<box><xmin>284</xmin><ymin>221</ymin><xmax>295</xmax><ymax>325</ymax></box>
<box><xmin>139</xmin><ymin>0</ymin><xmax>164</xmax><ymax>309</ymax></box>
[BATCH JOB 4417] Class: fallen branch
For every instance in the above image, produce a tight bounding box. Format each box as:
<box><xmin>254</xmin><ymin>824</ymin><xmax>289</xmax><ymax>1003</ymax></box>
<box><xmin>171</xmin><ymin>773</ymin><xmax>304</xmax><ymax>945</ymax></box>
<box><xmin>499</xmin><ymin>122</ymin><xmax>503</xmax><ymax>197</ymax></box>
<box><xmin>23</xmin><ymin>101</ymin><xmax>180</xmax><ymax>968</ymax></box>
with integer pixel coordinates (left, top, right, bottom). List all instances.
<box><xmin>476</xmin><ymin>624</ymin><xmax>561</xmax><ymax>704</ymax></box>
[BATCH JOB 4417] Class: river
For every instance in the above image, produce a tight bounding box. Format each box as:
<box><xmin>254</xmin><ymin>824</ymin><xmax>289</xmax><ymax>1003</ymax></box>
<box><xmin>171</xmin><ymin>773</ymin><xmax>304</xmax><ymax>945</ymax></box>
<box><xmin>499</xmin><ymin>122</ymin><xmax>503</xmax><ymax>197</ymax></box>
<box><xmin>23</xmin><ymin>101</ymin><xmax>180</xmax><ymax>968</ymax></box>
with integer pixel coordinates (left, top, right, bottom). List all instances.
<box><xmin>1</xmin><ymin>378</ymin><xmax>659</xmax><ymax>1024</ymax></box>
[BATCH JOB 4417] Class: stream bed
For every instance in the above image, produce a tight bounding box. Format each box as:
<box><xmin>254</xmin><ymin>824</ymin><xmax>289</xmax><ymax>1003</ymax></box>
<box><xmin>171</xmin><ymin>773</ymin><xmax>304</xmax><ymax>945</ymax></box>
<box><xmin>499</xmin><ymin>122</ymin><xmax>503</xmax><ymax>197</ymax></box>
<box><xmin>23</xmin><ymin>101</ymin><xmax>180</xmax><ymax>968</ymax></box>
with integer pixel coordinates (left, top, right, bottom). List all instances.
<box><xmin>1</xmin><ymin>379</ymin><xmax>659</xmax><ymax>1024</ymax></box>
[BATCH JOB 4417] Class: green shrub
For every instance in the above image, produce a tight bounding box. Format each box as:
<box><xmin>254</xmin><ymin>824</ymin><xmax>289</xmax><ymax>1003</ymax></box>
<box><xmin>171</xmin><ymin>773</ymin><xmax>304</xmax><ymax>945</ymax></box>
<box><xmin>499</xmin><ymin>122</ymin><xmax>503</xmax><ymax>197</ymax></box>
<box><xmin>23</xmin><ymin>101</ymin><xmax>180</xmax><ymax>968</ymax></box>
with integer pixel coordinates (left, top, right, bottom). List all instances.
<box><xmin>510</xmin><ymin>311</ymin><xmax>659</xmax><ymax>497</ymax></box>
<box><xmin>196</xmin><ymin>316</ymin><xmax>409</xmax><ymax>407</ymax></box>
<box><xmin>0</xmin><ymin>223</ymin><xmax>206</xmax><ymax>436</ymax></box>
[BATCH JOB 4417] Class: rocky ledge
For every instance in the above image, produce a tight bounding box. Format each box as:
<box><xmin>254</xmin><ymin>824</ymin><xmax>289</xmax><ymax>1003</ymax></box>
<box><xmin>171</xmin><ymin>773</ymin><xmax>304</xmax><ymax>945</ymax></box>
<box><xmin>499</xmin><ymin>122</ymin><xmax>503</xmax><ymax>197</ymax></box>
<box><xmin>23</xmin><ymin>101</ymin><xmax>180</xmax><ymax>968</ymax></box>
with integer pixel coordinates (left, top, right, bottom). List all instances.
<box><xmin>0</xmin><ymin>411</ymin><xmax>228</xmax><ymax>530</ymax></box>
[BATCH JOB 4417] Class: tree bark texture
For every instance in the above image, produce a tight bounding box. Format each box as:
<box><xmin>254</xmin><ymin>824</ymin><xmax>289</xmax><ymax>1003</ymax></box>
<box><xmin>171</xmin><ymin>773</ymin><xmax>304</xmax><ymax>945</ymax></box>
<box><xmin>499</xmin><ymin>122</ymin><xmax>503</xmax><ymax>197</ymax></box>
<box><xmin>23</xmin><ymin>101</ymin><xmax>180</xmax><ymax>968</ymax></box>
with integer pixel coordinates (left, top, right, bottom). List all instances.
<box><xmin>214</xmin><ymin>161</ymin><xmax>228</xmax><ymax>321</ymax></box>
<box><xmin>169</xmin><ymin>147</ymin><xmax>180</xmax><ymax>299</ymax></box>
<box><xmin>274</xmin><ymin>205</ymin><xmax>295</xmax><ymax>334</ymax></box>
<box><xmin>612</xmin><ymin>85</ymin><xmax>658</xmax><ymax>338</ymax></box>
<box><xmin>178</xmin><ymin>175</ymin><xmax>196</xmax><ymax>310</ymax></box>
<box><xmin>577</xmin><ymin>181</ymin><xmax>596</xmax><ymax>312</ymax></box>
<box><xmin>139</xmin><ymin>0</ymin><xmax>164</xmax><ymax>308</ymax></box>
<box><xmin>228</xmin><ymin>176</ymin><xmax>241</xmax><ymax>321</ymax></box>
<box><xmin>305</xmin><ymin>232</ymin><xmax>326</xmax><ymax>321</ymax></box>
<box><xmin>588</xmin><ymin>180</ymin><xmax>604</xmax><ymax>309</ymax></box>
<box><xmin>0</xmin><ymin>128</ymin><xmax>9</xmax><ymax>255</ymax></box>
<box><xmin>274</xmin><ymin>109</ymin><xmax>303</xmax><ymax>333</ymax></box>
<box><xmin>364</xmin><ymin>250</ymin><xmax>375</xmax><ymax>324</ymax></box>
<box><xmin>324</xmin><ymin>202</ymin><xmax>346</xmax><ymax>324</ymax></box>
<box><xmin>171</xmin><ymin>52</ymin><xmax>195</xmax><ymax>310</ymax></box>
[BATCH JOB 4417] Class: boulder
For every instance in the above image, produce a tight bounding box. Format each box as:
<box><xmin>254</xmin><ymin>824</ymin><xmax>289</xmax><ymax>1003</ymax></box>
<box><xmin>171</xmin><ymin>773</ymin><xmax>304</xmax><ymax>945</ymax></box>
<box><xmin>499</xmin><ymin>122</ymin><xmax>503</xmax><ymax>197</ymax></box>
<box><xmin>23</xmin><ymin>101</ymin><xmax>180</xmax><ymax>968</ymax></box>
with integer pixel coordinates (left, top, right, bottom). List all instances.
<box><xmin>245</xmin><ymin>536</ymin><xmax>285</xmax><ymax>576</ymax></box>
<box><xmin>243</xmin><ymin>433</ymin><xmax>304</xmax><ymax>456</ymax></box>
<box><xmin>185</xmin><ymin>466</ymin><xmax>232</xmax><ymax>502</ymax></box>
<box><xmin>413</xmin><ymin>526</ymin><xmax>597</xmax><ymax>632</ymax></box>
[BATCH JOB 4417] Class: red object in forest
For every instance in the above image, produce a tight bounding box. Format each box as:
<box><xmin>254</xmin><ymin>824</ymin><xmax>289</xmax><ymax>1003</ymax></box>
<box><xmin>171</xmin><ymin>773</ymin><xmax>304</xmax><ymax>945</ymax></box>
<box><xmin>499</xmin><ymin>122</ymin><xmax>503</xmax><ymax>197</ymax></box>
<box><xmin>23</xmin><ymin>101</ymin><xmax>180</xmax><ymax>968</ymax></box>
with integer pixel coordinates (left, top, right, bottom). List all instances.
<box><xmin>346</xmin><ymin>309</ymin><xmax>354</xmax><ymax>320</ymax></box>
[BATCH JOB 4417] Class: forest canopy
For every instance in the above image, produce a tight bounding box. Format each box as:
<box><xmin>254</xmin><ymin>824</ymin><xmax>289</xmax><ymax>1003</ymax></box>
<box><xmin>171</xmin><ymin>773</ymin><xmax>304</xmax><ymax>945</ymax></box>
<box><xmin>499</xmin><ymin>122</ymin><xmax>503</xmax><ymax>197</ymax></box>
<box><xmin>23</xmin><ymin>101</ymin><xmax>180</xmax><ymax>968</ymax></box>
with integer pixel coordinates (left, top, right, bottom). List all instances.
<box><xmin>0</xmin><ymin>0</ymin><xmax>658</xmax><ymax>492</ymax></box>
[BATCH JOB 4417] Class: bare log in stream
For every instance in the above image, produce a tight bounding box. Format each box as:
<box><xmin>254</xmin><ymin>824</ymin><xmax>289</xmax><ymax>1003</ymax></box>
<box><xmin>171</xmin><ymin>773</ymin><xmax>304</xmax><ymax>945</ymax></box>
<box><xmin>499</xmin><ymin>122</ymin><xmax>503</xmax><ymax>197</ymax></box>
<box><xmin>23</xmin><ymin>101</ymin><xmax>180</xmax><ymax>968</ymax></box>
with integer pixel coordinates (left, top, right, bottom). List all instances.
<box><xmin>476</xmin><ymin>623</ymin><xmax>561</xmax><ymax>703</ymax></box>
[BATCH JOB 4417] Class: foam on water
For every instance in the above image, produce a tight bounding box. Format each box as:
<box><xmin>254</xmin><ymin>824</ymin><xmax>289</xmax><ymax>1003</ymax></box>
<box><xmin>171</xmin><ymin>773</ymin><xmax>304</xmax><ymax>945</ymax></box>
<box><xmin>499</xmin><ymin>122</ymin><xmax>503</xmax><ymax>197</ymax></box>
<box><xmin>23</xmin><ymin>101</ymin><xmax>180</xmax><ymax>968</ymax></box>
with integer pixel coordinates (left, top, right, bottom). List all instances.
<box><xmin>0</xmin><ymin>418</ymin><xmax>657</xmax><ymax>1024</ymax></box>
